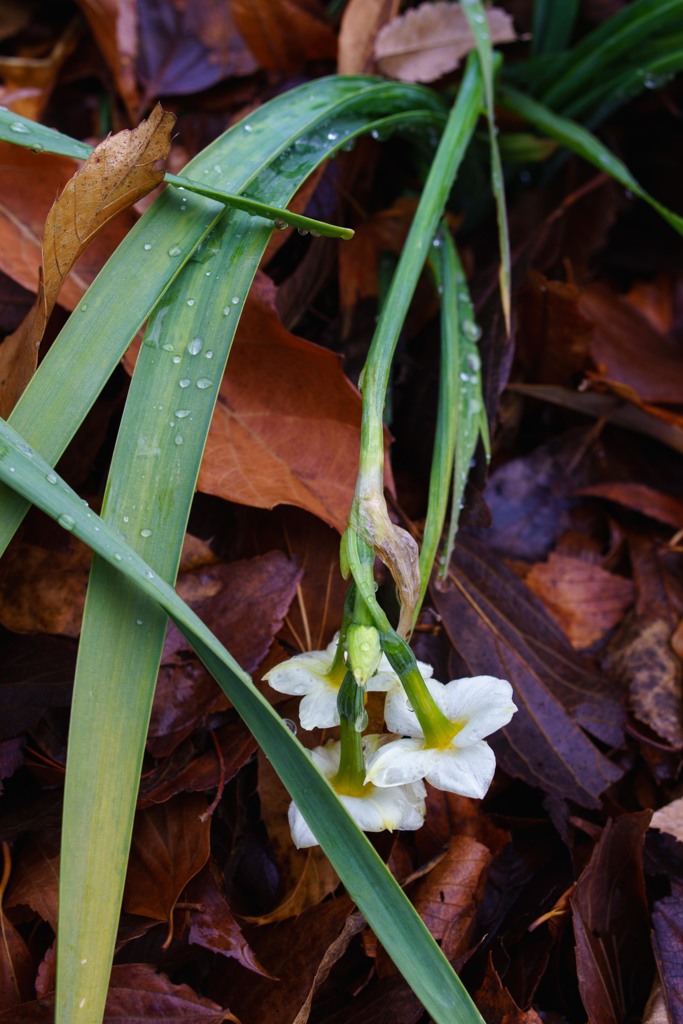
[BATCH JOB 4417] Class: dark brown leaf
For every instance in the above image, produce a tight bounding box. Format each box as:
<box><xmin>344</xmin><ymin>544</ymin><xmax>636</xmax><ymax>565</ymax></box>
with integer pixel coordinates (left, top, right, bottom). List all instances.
<box><xmin>186</xmin><ymin>861</ymin><xmax>271</xmax><ymax>977</ymax></box>
<box><xmin>5</xmin><ymin>831</ymin><xmax>59</xmax><ymax>929</ymax></box>
<box><xmin>0</xmin><ymin>963</ymin><xmax>237</xmax><ymax>1022</ymax></box>
<box><xmin>571</xmin><ymin>811</ymin><xmax>654</xmax><ymax>1024</ymax></box>
<box><xmin>433</xmin><ymin>534</ymin><xmax>624</xmax><ymax>806</ymax></box>
<box><xmin>653</xmin><ymin>886</ymin><xmax>683</xmax><ymax>1024</ymax></box>
<box><xmin>0</xmin><ymin>538</ymin><xmax>91</xmax><ymax>636</ymax></box>
<box><xmin>474</xmin><ymin>954</ymin><xmax>543</xmax><ymax>1024</ymax></box>
<box><xmin>0</xmin><ymin>632</ymin><xmax>74</xmax><ymax>741</ymax></box>
<box><xmin>123</xmin><ymin>794</ymin><xmax>211</xmax><ymax>926</ymax></box>
<box><xmin>410</xmin><ymin>835</ymin><xmax>491</xmax><ymax>961</ymax></box>
<box><xmin>148</xmin><ymin>550</ymin><xmax>301</xmax><ymax>756</ymax></box>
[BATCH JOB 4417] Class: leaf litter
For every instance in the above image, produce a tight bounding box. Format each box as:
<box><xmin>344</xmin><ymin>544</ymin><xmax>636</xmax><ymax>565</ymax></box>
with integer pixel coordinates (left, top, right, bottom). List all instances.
<box><xmin>0</xmin><ymin>1</ymin><xmax>682</xmax><ymax>1021</ymax></box>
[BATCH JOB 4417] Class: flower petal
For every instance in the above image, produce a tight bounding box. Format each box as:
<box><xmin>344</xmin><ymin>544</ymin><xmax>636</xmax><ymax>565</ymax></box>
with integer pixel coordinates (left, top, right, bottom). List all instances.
<box><xmin>440</xmin><ymin>677</ymin><xmax>517</xmax><ymax>745</ymax></box>
<box><xmin>263</xmin><ymin>637</ymin><xmax>339</xmax><ymax>696</ymax></box>
<box><xmin>288</xmin><ymin>801</ymin><xmax>318</xmax><ymax>849</ymax></box>
<box><xmin>424</xmin><ymin>741</ymin><xmax>496</xmax><ymax>798</ymax></box>
<box><xmin>298</xmin><ymin>680</ymin><xmax>340</xmax><ymax>730</ymax></box>
<box><xmin>365</xmin><ymin>736</ymin><xmax>439</xmax><ymax>787</ymax></box>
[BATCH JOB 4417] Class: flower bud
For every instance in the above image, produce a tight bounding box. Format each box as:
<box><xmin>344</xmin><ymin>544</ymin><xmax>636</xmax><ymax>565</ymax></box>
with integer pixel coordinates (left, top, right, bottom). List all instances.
<box><xmin>347</xmin><ymin>624</ymin><xmax>382</xmax><ymax>685</ymax></box>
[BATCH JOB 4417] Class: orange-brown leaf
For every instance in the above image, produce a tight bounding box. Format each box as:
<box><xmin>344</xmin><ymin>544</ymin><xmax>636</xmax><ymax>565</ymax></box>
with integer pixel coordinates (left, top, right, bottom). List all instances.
<box><xmin>198</xmin><ymin>275</ymin><xmax>364</xmax><ymax>532</ymax></box>
<box><xmin>231</xmin><ymin>0</ymin><xmax>336</xmax><ymax>72</ymax></box>
<box><xmin>526</xmin><ymin>552</ymin><xmax>634</xmax><ymax>650</ymax></box>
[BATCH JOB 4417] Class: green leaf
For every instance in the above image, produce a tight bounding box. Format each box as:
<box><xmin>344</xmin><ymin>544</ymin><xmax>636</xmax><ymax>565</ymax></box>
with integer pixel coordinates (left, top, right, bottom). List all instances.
<box><xmin>499</xmin><ymin>84</ymin><xmax>683</xmax><ymax>237</ymax></box>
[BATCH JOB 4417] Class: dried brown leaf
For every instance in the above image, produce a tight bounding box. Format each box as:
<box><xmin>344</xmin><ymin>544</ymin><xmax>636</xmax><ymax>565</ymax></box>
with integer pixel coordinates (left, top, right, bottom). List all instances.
<box><xmin>232</xmin><ymin>0</ymin><xmax>336</xmax><ymax>72</ymax></box>
<box><xmin>0</xmin><ymin>105</ymin><xmax>173</xmax><ymax>415</ymax></box>
<box><xmin>606</xmin><ymin>617</ymin><xmax>683</xmax><ymax>748</ymax></box>
<box><xmin>410</xmin><ymin>835</ymin><xmax>490</xmax><ymax>960</ymax></box>
<box><xmin>123</xmin><ymin>794</ymin><xmax>211</xmax><ymax>926</ymax></box>
<box><xmin>571</xmin><ymin>812</ymin><xmax>654</xmax><ymax>1024</ymax></box>
<box><xmin>198</xmin><ymin>274</ymin><xmax>364</xmax><ymax>532</ymax></box>
<box><xmin>474</xmin><ymin>954</ymin><xmax>543</xmax><ymax>1024</ymax></box>
<box><xmin>651</xmin><ymin>796</ymin><xmax>683</xmax><ymax>844</ymax></box>
<box><xmin>338</xmin><ymin>0</ymin><xmax>401</xmax><ymax>74</ymax></box>
<box><xmin>186</xmin><ymin>862</ymin><xmax>271</xmax><ymax>977</ymax></box>
<box><xmin>526</xmin><ymin>552</ymin><xmax>634</xmax><ymax>650</ymax></box>
<box><xmin>0</xmin><ymin>537</ymin><xmax>91</xmax><ymax>637</ymax></box>
<box><xmin>579</xmin><ymin>482</ymin><xmax>683</xmax><ymax>530</ymax></box>
<box><xmin>374</xmin><ymin>0</ymin><xmax>517</xmax><ymax>83</ymax></box>
<box><xmin>5</xmin><ymin>831</ymin><xmax>59</xmax><ymax>930</ymax></box>
<box><xmin>75</xmin><ymin>0</ymin><xmax>140</xmax><ymax>118</ymax></box>
<box><xmin>653</xmin><ymin>888</ymin><xmax>683</xmax><ymax>1024</ymax></box>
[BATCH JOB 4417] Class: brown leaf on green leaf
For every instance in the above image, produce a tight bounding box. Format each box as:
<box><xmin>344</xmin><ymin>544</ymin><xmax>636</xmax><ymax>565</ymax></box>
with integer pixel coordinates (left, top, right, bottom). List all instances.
<box><xmin>432</xmin><ymin>533</ymin><xmax>624</xmax><ymax>807</ymax></box>
<box><xmin>571</xmin><ymin>812</ymin><xmax>654</xmax><ymax>1024</ymax></box>
<box><xmin>123</xmin><ymin>794</ymin><xmax>211</xmax><ymax>926</ymax></box>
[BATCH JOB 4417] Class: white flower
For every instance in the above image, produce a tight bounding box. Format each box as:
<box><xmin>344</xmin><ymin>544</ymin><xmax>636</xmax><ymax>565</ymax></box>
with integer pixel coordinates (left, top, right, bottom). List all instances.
<box><xmin>288</xmin><ymin>736</ymin><xmax>427</xmax><ymax>848</ymax></box>
<box><xmin>264</xmin><ymin>637</ymin><xmax>394</xmax><ymax>730</ymax></box>
<box><xmin>365</xmin><ymin>675</ymin><xmax>516</xmax><ymax>798</ymax></box>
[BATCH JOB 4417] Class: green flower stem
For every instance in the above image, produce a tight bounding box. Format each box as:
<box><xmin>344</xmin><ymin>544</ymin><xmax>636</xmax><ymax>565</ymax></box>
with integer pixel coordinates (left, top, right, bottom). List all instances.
<box><xmin>335</xmin><ymin>672</ymin><xmax>367</xmax><ymax>795</ymax></box>
<box><xmin>344</xmin><ymin>529</ymin><xmax>454</xmax><ymax>747</ymax></box>
<box><xmin>353</xmin><ymin>52</ymin><xmax>483</xmax><ymax>507</ymax></box>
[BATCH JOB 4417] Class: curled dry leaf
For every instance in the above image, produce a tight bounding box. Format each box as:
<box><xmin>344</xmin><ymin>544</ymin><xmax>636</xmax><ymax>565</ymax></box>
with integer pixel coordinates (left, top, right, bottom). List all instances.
<box><xmin>231</xmin><ymin>0</ymin><xmax>337</xmax><ymax>73</ymax></box>
<box><xmin>374</xmin><ymin>1</ymin><xmax>517</xmax><ymax>83</ymax></box>
<box><xmin>0</xmin><ymin>103</ymin><xmax>174</xmax><ymax>416</ymax></box>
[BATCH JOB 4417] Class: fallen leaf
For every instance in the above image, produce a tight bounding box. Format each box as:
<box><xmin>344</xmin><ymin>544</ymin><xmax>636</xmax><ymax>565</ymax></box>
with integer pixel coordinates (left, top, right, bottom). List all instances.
<box><xmin>0</xmin><ymin>105</ymin><xmax>173</xmax><ymax>415</ymax></box>
<box><xmin>0</xmin><ymin>632</ymin><xmax>74</xmax><ymax>741</ymax></box>
<box><xmin>5</xmin><ymin>830</ymin><xmax>59</xmax><ymax>930</ymax></box>
<box><xmin>432</xmin><ymin>533</ymin><xmax>624</xmax><ymax>808</ymax></box>
<box><xmin>231</xmin><ymin>0</ymin><xmax>337</xmax><ymax>73</ymax></box>
<box><xmin>651</xmin><ymin>796</ymin><xmax>683</xmax><ymax>844</ymax></box>
<box><xmin>0</xmin><ymin>963</ymin><xmax>238</xmax><ymax>1022</ymax></box>
<box><xmin>525</xmin><ymin>553</ymin><xmax>634</xmax><ymax>650</ymax></box>
<box><xmin>652</xmin><ymin>887</ymin><xmax>683</xmax><ymax>1024</ymax></box>
<box><xmin>580</xmin><ymin>283</ymin><xmax>683</xmax><ymax>404</ymax></box>
<box><xmin>123</xmin><ymin>794</ymin><xmax>211</xmax><ymax>927</ymax></box>
<box><xmin>374</xmin><ymin>1</ymin><xmax>517</xmax><ymax>83</ymax></box>
<box><xmin>474</xmin><ymin>954</ymin><xmax>543</xmax><ymax>1024</ymax></box>
<box><xmin>186</xmin><ymin>861</ymin><xmax>271</xmax><ymax>976</ymax></box>
<box><xmin>515</xmin><ymin>271</ymin><xmax>594</xmax><ymax>386</ymax></box>
<box><xmin>643</xmin><ymin>982</ymin><xmax>674</xmax><ymax>1024</ymax></box>
<box><xmin>0</xmin><ymin>17</ymin><xmax>82</xmax><ymax>121</ymax></box>
<box><xmin>605</xmin><ymin>617</ymin><xmax>683</xmax><ymax>748</ymax></box>
<box><xmin>75</xmin><ymin>0</ymin><xmax>140</xmax><ymax>119</ymax></box>
<box><xmin>135</xmin><ymin>0</ymin><xmax>258</xmax><ymax>109</ymax></box>
<box><xmin>339</xmin><ymin>197</ymin><xmax>419</xmax><ymax>312</ymax></box>
<box><xmin>571</xmin><ymin>811</ymin><xmax>654</xmax><ymax>1024</ymax></box>
<box><xmin>410</xmin><ymin>835</ymin><xmax>491</xmax><ymax>961</ymax></box>
<box><xmin>0</xmin><ymin>738</ymin><xmax>24</xmax><ymax>795</ymax></box>
<box><xmin>338</xmin><ymin>0</ymin><xmax>401</xmax><ymax>75</ymax></box>
<box><xmin>148</xmin><ymin>550</ymin><xmax>301</xmax><ymax>756</ymax></box>
<box><xmin>0</xmin><ymin>537</ymin><xmax>92</xmax><ymax>637</ymax></box>
<box><xmin>292</xmin><ymin>910</ymin><xmax>365</xmax><ymax>1024</ymax></box>
<box><xmin>0</xmin><ymin>912</ymin><xmax>34</xmax><ymax>1010</ymax></box>
<box><xmin>579</xmin><ymin>482</ymin><xmax>683</xmax><ymax>530</ymax></box>
<box><xmin>198</xmin><ymin>274</ymin><xmax>366</xmax><ymax>531</ymax></box>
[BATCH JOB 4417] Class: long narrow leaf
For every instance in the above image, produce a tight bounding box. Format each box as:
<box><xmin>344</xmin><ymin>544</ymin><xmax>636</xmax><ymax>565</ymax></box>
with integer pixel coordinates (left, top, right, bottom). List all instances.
<box><xmin>499</xmin><ymin>85</ymin><xmax>683</xmax><ymax>237</ymax></box>
<box><xmin>460</xmin><ymin>2</ymin><xmax>510</xmax><ymax>331</ymax></box>
<box><xmin>0</xmin><ymin>416</ymin><xmax>485</xmax><ymax>1024</ymax></box>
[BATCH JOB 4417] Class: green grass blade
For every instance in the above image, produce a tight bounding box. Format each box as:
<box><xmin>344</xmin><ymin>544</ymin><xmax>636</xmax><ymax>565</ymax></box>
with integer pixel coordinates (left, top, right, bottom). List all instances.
<box><xmin>531</xmin><ymin>0</ymin><xmax>578</xmax><ymax>56</ymax></box>
<box><xmin>538</xmin><ymin>0</ymin><xmax>683</xmax><ymax>109</ymax></box>
<box><xmin>460</xmin><ymin>3</ymin><xmax>510</xmax><ymax>331</ymax></box>
<box><xmin>0</xmin><ymin>417</ymin><xmax>485</xmax><ymax>1024</ymax></box>
<box><xmin>53</xmin><ymin>90</ymin><xmax>448</xmax><ymax>1024</ymax></box>
<box><xmin>499</xmin><ymin>84</ymin><xmax>683</xmax><ymax>237</ymax></box>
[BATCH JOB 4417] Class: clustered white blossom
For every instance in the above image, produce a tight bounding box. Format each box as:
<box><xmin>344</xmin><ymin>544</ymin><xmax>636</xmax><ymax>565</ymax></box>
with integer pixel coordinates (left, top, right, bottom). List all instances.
<box><xmin>263</xmin><ymin>637</ymin><xmax>516</xmax><ymax>848</ymax></box>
